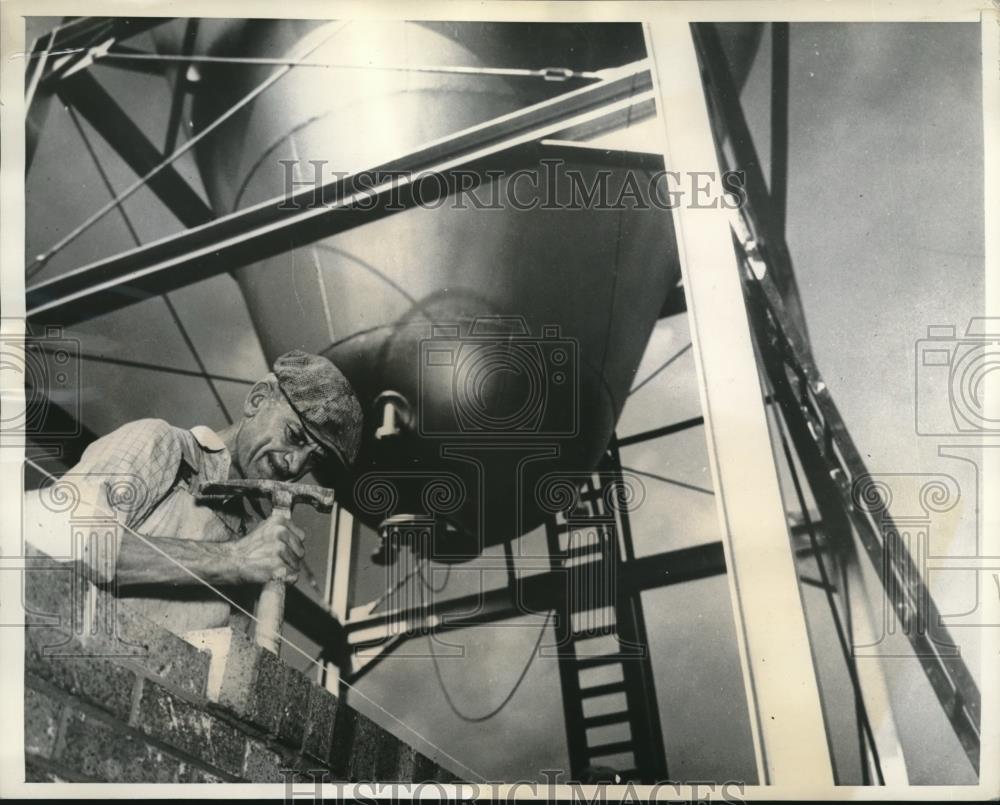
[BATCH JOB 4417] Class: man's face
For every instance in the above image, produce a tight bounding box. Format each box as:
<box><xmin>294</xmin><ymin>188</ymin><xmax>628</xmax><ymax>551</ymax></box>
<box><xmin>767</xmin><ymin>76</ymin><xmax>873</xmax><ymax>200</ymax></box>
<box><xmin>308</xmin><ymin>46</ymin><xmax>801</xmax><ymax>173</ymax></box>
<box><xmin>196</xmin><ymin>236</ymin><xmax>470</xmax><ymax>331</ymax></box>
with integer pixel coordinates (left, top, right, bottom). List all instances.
<box><xmin>236</xmin><ymin>382</ymin><xmax>329</xmax><ymax>482</ymax></box>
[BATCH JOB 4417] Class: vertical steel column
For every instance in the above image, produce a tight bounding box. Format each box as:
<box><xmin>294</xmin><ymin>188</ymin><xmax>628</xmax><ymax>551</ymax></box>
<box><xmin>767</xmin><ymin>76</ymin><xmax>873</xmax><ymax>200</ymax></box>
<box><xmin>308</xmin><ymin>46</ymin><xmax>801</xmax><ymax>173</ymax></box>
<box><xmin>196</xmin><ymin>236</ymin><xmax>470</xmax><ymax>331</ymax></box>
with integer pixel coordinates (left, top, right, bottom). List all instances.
<box><xmin>604</xmin><ymin>445</ymin><xmax>669</xmax><ymax>782</ymax></box>
<box><xmin>644</xmin><ymin>20</ymin><xmax>833</xmax><ymax>785</ymax></box>
<box><xmin>761</xmin><ymin>341</ymin><xmax>907</xmax><ymax>784</ymax></box>
<box><xmin>840</xmin><ymin>548</ymin><xmax>909</xmax><ymax>784</ymax></box>
<box><xmin>544</xmin><ymin>513</ymin><xmax>590</xmax><ymax>779</ymax></box>
<box><xmin>323</xmin><ymin>504</ymin><xmax>355</xmax><ymax>693</ymax></box>
<box><xmin>769</xmin><ymin>22</ymin><xmax>790</xmax><ymax>240</ymax></box>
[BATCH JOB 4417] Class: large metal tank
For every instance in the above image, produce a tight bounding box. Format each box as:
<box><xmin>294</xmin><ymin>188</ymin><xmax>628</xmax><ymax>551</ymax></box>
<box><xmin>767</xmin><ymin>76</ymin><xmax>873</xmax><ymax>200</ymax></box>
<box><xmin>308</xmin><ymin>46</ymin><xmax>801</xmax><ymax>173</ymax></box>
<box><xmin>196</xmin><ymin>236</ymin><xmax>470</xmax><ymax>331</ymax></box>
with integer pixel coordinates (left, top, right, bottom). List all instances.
<box><xmin>186</xmin><ymin>20</ymin><xmax>678</xmax><ymax>558</ymax></box>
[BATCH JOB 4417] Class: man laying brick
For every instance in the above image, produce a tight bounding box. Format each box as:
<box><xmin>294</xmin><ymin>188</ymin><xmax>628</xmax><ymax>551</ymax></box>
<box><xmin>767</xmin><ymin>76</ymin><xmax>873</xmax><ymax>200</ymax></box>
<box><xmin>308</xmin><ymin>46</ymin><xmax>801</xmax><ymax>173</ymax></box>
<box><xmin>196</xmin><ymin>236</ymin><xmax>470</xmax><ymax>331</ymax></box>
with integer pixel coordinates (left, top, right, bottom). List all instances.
<box><xmin>23</xmin><ymin>350</ymin><xmax>363</xmax><ymax>637</ymax></box>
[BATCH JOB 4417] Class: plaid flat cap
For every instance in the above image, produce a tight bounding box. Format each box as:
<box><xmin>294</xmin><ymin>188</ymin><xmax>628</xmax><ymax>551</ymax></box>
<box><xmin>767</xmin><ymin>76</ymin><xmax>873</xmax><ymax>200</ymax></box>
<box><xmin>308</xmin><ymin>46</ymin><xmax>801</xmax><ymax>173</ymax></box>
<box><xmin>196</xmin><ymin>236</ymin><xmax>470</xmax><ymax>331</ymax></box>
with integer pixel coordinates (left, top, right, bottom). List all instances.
<box><xmin>273</xmin><ymin>350</ymin><xmax>363</xmax><ymax>469</ymax></box>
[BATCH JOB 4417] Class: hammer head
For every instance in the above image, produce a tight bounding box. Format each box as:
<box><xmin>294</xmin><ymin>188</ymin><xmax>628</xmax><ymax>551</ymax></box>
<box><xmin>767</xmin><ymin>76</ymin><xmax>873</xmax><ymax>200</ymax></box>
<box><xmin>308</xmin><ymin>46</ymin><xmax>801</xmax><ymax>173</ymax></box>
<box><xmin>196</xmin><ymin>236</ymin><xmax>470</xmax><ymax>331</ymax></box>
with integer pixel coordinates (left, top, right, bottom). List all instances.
<box><xmin>195</xmin><ymin>479</ymin><xmax>335</xmax><ymax>513</ymax></box>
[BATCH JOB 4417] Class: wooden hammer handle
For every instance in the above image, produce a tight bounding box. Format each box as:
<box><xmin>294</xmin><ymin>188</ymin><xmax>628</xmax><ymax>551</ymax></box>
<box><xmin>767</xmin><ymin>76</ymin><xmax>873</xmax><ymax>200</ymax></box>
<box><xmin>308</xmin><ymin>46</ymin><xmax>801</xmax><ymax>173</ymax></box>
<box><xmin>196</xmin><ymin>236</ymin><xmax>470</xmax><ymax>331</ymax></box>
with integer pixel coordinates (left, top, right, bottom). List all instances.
<box><xmin>254</xmin><ymin>502</ymin><xmax>293</xmax><ymax>654</ymax></box>
<box><xmin>255</xmin><ymin>579</ymin><xmax>286</xmax><ymax>654</ymax></box>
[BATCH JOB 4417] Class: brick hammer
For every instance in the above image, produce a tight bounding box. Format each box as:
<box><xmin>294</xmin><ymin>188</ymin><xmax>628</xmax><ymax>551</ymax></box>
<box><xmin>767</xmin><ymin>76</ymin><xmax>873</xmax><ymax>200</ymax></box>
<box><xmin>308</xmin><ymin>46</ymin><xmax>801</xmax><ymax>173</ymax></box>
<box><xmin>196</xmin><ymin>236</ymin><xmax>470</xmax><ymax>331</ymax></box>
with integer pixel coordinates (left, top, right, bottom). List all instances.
<box><xmin>195</xmin><ymin>479</ymin><xmax>335</xmax><ymax>654</ymax></box>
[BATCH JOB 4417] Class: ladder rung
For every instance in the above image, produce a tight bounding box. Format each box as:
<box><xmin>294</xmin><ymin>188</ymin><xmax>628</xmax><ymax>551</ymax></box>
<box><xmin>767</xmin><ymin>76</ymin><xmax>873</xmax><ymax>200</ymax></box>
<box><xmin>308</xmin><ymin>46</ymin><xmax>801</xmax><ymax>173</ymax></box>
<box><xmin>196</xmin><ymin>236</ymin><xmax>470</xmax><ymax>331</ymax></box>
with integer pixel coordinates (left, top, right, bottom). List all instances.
<box><xmin>572</xmin><ymin>625</ymin><xmax>617</xmax><ymax>638</ymax></box>
<box><xmin>587</xmin><ymin>740</ymin><xmax>634</xmax><ymax>757</ymax></box>
<box><xmin>567</xmin><ymin>518</ymin><xmax>613</xmax><ymax>531</ymax></box>
<box><xmin>564</xmin><ymin>542</ymin><xmax>603</xmax><ymax>558</ymax></box>
<box><xmin>557</xmin><ymin>519</ymin><xmax>601</xmax><ymax>532</ymax></box>
<box><xmin>575</xmin><ymin>654</ymin><xmax>623</xmax><ymax>669</ymax></box>
<box><xmin>579</xmin><ymin>681</ymin><xmax>626</xmax><ymax>698</ymax></box>
<box><xmin>583</xmin><ymin>711</ymin><xmax>631</xmax><ymax>728</ymax></box>
<box><xmin>573</xmin><ymin>624</ymin><xmax>618</xmax><ymax>635</ymax></box>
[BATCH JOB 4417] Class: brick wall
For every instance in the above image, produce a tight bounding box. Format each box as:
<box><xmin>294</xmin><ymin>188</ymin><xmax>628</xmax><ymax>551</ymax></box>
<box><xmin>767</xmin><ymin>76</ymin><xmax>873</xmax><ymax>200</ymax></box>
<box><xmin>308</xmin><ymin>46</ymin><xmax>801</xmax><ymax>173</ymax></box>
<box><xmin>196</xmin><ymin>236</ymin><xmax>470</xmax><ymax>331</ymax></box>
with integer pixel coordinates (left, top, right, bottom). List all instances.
<box><xmin>22</xmin><ymin>548</ymin><xmax>460</xmax><ymax>784</ymax></box>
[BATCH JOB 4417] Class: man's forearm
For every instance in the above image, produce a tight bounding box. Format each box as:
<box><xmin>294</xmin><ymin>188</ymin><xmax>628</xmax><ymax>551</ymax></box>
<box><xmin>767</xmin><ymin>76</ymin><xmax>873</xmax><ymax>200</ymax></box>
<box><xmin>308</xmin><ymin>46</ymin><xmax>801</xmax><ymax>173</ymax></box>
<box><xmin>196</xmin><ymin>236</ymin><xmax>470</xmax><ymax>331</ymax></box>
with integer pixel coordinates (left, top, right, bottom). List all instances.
<box><xmin>112</xmin><ymin>532</ymin><xmax>239</xmax><ymax>588</ymax></box>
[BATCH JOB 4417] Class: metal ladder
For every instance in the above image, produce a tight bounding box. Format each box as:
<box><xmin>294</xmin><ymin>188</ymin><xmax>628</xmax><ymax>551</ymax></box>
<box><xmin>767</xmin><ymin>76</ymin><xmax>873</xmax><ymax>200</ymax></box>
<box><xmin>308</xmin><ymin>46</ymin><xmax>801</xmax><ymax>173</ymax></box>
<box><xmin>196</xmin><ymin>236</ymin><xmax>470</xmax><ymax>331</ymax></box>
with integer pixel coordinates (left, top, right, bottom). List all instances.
<box><xmin>544</xmin><ymin>449</ymin><xmax>669</xmax><ymax>783</ymax></box>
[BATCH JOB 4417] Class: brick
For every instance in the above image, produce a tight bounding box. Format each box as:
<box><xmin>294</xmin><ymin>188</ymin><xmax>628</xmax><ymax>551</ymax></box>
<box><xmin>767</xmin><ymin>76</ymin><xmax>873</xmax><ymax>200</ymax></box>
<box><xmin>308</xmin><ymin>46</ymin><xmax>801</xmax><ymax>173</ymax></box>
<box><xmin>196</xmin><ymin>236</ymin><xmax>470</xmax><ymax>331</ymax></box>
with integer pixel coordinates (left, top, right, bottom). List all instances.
<box><xmin>24</xmin><ymin>560</ymin><xmax>139</xmax><ymax>656</ymax></box>
<box><xmin>26</xmin><ymin>567</ymin><xmax>158</xmax><ymax>669</ymax></box>
<box><xmin>302</xmin><ymin>685</ymin><xmax>338</xmax><ymax>763</ymax></box>
<box><xmin>186</xmin><ymin>628</ymin><xmax>254</xmax><ymax>701</ymax></box>
<box><xmin>249</xmin><ymin>648</ymin><xmax>286</xmax><ymax>732</ymax></box>
<box><xmin>58</xmin><ymin>708</ymin><xmax>192</xmax><ymax>783</ymax></box>
<box><xmin>26</xmin><ymin>553</ymin><xmax>209</xmax><ymax>700</ymax></box>
<box><xmin>412</xmin><ymin>752</ymin><xmax>439</xmax><ymax>783</ymax></box>
<box><xmin>327</xmin><ymin>705</ymin><xmax>357</xmax><ymax>780</ymax></box>
<box><xmin>242</xmin><ymin>739</ymin><xmax>284</xmax><ymax>782</ymax></box>
<box><xmin>289</xmin><ymin>769</ymin><xmax>333</xmax><ymax>786</ymax></box>
<box><xmin>374</xmin><ymin>731</ymin><xmax>404</xmax><ymax>781</ymax></box>
<box><xmin>25</xmin><ymin>755</ymin><xmax>76</xmax><ymax>783</ymax></box>
<box><xmin>276</xmin><ymin>667</ymin><xmax>312</xmax><ymax>748</ymax></box>
<box><xmin>187</xmin><ymin>627</ymin><xmax>282</xmax><ymax>733</ymax></box>
<box><xmin>24</xmin><ymin>685</ymin><xmax>63</xmax><ymax>759</ymax></box>
<box><xmin>26</xmin><ymin>615</ymin><xmax>141</xmax><ymax>665</ymax></box>
<box><xmin>392</xmin><ymin>741</ymin><xmax>420</xmax><ymax>783</ymax></box>
<box><xmin>187</xmin><ymin>767</ymin><xmax>227</xmax><ymax>782</ymax></box>
<box><xmin>186</xmin><ymin>627</ymin><xmax>335</xmax><ymax>751</ymax></box>
<box><xmin>347</xmin><ymin>713</ymin><xmax>381</xmax><ymax>782</ymax></box>
<box><xmin>434</xmin><ymin>764</ymin><xmax>458</xmax><ymax>783</ymax></box>
<box><xmin>135</xmin><ymin>680</ymin><xmax>247</xmax><ymax>776</ymax></box>
<box><xmin>116</xmin><ymin>606</ymin><xmax>211</xmax><ymax>698</ymax></box>
<box><xmin>28</xmin><ymin>572</ymin><xmax>210</xmax><ymax>697</ymax></box>
<box><xmin>26</xmin><ymin>630</ymin><xmax>136</xmax><ymax>720</ymax></box>
<box><xmin>23</xmin><ymin>565</ymin><xmax>78</xmax><ymax>628</ymax></box>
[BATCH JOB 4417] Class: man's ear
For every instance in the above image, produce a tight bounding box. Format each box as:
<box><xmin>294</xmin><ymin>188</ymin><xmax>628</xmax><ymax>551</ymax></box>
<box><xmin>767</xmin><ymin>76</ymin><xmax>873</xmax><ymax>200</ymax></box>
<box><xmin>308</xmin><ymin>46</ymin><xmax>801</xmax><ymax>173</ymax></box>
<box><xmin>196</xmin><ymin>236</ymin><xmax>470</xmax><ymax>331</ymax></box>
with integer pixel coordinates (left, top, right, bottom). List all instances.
<box><xmin>244</xmin><ymin>373</ymin><xmax>278</xmax><ymax>418</ymax></box>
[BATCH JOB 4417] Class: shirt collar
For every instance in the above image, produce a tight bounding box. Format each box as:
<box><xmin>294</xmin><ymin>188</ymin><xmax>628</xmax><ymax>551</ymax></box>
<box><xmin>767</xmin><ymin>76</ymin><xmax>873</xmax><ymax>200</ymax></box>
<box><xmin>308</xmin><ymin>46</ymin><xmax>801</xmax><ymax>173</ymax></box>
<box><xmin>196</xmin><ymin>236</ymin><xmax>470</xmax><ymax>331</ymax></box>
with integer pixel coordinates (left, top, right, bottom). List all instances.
<box><xmin>189</xmin><ymin>425</ymin><xmax>227</xmax><ymax>453</ymax></box>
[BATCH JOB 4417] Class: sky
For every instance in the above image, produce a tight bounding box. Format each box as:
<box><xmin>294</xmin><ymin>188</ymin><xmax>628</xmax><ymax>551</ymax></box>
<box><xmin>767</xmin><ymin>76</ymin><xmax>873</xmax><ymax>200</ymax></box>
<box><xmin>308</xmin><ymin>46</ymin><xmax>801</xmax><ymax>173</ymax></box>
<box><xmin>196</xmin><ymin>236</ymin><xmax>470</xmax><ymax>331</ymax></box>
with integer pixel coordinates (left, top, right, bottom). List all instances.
<box><xmin>22</xmin><ymin>17</ymin><xmax>985</xmax><ymax>786</ymax></box>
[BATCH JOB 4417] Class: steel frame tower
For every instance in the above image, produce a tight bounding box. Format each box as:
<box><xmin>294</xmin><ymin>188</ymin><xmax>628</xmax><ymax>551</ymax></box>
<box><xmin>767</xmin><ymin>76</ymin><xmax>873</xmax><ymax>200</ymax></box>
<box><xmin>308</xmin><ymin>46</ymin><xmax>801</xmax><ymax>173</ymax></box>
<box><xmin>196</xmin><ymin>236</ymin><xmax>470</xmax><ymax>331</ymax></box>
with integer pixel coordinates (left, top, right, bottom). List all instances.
<box><xmin>19</xmin><ymin>15</ymin><xmax>981</xmax><ymax>785</ymax></box>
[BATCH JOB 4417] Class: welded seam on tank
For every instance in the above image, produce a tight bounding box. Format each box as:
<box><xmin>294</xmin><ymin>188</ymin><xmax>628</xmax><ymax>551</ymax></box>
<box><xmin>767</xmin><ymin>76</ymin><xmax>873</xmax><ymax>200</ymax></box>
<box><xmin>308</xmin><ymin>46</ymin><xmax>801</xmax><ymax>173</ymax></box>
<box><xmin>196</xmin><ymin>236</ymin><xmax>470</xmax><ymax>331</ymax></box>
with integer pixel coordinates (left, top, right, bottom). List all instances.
<box><xmin>628</xmin><ymin>342</ymin><xmax>693</xmax><ymax>397</ymax></box>
<box><xmin>226</xmin><ymin>60</ymin><xmax>652</xmax><ymax>215</ymax></box>
<box><xmin>597</xmin><ymin>73</ymin><xmax>639</xmax><ymax>419</ymax></box>
<box><xmin>230</xmin><ymin>85</ymin><xmax>520</xmax><ymax>213</ymax></box>
<box><xmin>288</xmin><ymin>131</ymin><xmax>338</xmax><ymax>345</ymax></box>
<box><xmin>314</xmin><ymin>244</ymin><xmax>422</xmax><ymax>310</ymax></box>
<box><xmin>231</xmin><ymin>112</ymin><xmax>331</xmax><ymax>212</ymax></box>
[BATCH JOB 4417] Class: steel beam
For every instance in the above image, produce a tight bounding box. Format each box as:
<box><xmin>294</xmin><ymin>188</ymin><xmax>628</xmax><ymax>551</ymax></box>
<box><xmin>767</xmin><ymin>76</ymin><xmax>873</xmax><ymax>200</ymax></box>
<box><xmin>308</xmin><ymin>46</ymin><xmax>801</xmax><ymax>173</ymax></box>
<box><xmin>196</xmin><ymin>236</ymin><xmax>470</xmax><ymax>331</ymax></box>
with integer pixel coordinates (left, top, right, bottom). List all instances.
<box><xmin>657</xmin><ymin>283</ymin><xmax>687</xmax><ymax>318</ymax></box>
<box><xmin>36</xmin><ymin>17</ymin><xmax>173</xmax><ymax>56</ymax></box>
<box><xmin>344</xmin><ymin>542</ymin><xmax>725</xmax><ymax>646</ymax></box>
<box><xmin>93</xmin><ymin>44</ymin><xmax>169</xmax><ymax>76</ymax></box>
<box><xmin>283</xmin><ymin>585</ymin><xmax>349</xmax><ymax>670</ymax></box>
<box><xmin>323</xmin><ymin>504</ymin><xmax>355</xmax><ymax>691</ymax></box>
<box><xmin>690</xmin><ymin>23</ymin><xmax>813</xmax><ymax>356</ymax></box>
<box><xmin>616</xmin><ymin>415</ymin><xmax>704</xmax><ymax>448</ymax></box>
<box><xmin>723</xmin><ymin>29</ymin><xmax>980</xmax><ymax>762</ymax></box>
<box><xmin>55</xmin><ymin>70</ymin><xmax>213</xmax><ymax>228</ymax></box>
<box><xmin>605</xmin><ymin>444</ymin><xmax>669</xmax><ymax>781</ymax></box>
<box><xmin>25</xmin><ymin>87</ymin><xmax>54</xmax><ymax>172</ymax></box>
<box><xmin>743</xmin><ymin>244</ymin><xmax>981</xmax><ymax>774</ymax></box>
<box><xmin>772</xmin><ymin>396</ymin><xmax>903</xmax><ymax>784</ymax></box>
<box><xmin>769</xmin><ymin>23</ymin><xmax>790</xmax><ymax>240</ymax></box>
<box><xmin>26</xmin><ymin>18</ymin><xmax>173</xmax><ymax>171</ymax></box>
<box><xmin>163</xmin><ymin>20</ymin><xmax>200</xmax><ymax>154</ymax></box>
<box><xmin>646</xmin><ymin>20</ymin><xmax>834</xmax><ymax>786</ymax></box>
<box><xmin>26</xmin><ymin>63</ymin><xmax>654</xmax><ymax>326</ymax></box>
<box><xmin>700</xmin><ymin>18</ymin><xmax>979</xmax><ymax>769</ymax></box>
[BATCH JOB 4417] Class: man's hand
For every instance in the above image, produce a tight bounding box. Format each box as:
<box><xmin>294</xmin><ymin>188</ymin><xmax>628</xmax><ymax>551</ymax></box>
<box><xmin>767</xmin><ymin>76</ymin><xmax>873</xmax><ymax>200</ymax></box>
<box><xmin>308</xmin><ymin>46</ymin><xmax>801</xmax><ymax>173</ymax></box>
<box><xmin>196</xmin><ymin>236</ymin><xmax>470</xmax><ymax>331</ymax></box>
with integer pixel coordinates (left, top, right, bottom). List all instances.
<box><xmin>230</xmin><ymin>511</ymin><xmax>305</xmax><ymax>585</ymax></box>
<box><xmin>105</xmin><ymin>511</ymin><xmax>305</xmax><ymax>589</ymax></box>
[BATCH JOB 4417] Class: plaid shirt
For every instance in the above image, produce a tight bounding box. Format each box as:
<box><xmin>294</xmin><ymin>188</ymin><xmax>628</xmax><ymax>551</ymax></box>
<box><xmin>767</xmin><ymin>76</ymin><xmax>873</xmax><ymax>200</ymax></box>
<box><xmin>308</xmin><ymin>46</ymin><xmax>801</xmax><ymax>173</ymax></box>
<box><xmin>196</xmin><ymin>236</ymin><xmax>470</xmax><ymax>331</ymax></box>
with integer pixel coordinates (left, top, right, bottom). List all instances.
<box><xmin>24</xmin><ymin>419</ymin><xmax>254</xmax><ymax>634</ymax></box>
